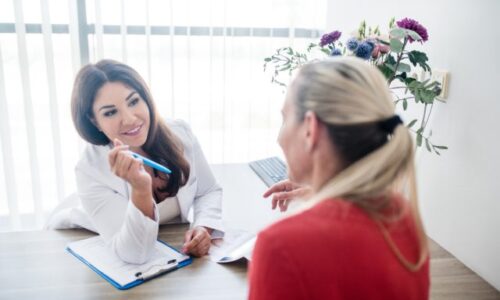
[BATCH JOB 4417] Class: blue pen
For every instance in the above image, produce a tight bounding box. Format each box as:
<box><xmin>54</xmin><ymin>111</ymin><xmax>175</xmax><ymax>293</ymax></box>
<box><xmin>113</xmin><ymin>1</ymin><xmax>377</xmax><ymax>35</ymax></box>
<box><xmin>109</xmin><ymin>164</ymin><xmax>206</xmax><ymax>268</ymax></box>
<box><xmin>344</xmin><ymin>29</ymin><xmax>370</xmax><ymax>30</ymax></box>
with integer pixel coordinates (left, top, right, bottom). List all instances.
<box><xmin>130</xmin><ymin>152</ymin><xmax>172</xmax><ymax>174</ymax></box>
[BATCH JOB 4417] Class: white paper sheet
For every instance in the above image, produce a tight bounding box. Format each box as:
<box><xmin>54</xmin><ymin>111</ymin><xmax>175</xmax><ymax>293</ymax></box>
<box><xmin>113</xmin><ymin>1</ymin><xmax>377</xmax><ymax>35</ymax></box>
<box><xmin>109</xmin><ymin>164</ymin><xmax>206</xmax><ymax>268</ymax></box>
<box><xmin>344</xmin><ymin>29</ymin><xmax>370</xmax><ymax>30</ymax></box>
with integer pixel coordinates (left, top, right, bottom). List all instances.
<box><xmin>68</xmin><ymin>236</ymin><xmax>188</xmax><ymax>286</ymax></box>
<box><xmin>209</xmin><ymin>230</ymin><xmax>256</xmax><ymax>263</ymax></box>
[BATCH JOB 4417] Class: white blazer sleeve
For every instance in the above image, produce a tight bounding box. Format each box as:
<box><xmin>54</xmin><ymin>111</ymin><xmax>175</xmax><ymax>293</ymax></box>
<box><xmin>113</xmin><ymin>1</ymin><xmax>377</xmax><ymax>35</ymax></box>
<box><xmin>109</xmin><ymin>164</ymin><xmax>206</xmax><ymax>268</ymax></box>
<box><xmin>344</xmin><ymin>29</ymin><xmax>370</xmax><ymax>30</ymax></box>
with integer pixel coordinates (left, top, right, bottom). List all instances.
<box><xmin>75</xmin><ymin>167</ymin><xmax>159</xmax><ymax>264</ymax></box>
<box><xmin>181</xmin><ymin>122</ymin><xmax>224</xmax><ymax>237</ymax></box>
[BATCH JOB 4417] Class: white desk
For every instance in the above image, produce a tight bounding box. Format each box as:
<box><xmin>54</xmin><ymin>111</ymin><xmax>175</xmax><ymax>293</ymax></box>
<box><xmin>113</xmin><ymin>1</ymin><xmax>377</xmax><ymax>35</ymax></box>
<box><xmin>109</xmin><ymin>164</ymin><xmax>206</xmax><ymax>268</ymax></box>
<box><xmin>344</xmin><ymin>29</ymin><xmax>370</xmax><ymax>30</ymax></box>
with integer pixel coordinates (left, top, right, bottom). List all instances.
<box><xmin>212</xmin><ymin>163</ymin><xmax>283</xmax><ymax>233</ymax></box>
<box><xmin>0</xmin><ymin>163</ymin><xmax>283</xmax><ymax>300</ymax></box>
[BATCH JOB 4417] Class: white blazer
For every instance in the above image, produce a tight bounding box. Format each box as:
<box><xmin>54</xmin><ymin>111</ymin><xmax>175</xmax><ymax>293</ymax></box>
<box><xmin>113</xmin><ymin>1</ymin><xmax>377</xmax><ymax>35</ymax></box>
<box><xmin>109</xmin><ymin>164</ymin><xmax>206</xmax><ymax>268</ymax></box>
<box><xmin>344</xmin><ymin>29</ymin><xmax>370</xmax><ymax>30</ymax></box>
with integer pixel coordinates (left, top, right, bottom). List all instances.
<box><xmin>47</xmin><ymin>119</ymin><xmax>224</xmax><ymax>264</ymax></box>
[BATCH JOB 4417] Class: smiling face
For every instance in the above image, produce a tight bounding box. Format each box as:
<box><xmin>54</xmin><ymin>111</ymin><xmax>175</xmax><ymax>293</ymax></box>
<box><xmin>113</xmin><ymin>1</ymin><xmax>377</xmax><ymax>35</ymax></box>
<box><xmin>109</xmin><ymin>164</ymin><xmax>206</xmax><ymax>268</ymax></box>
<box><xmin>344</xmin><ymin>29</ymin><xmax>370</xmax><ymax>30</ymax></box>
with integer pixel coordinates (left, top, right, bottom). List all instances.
<box><xmin>91</xmin><ymin>81</ymin><xmax>150</xmax><ymax>152</ymax></box>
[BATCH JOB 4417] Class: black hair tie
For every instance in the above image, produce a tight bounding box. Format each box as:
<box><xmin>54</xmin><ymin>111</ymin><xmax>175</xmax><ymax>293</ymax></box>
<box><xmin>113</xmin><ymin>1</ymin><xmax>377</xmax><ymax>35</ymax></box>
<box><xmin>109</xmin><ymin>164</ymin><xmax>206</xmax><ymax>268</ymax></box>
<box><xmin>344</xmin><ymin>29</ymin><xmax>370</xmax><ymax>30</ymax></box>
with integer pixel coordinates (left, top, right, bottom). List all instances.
<box><xmin>378</xmin><ymin>115</ymin><xmax>402</xmax><ymax>134</ymax></box>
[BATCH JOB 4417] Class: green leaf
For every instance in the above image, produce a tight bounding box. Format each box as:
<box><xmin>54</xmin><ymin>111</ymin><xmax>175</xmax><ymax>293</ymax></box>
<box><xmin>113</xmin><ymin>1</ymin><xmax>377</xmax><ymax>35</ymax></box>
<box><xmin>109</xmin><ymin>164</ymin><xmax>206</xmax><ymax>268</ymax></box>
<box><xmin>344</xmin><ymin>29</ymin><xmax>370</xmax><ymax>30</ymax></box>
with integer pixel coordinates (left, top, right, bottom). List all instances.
<box><xmin>320</xmin><ymin>48</ymin><xmax>331</xmax><ymax>55</ymax></box>
<box><xmin>385</xmin><ymin>54</ymin><xmax>397</xmax><ymax>66</ymax></box>
<box><xmin>264</xmin><ymin>57</ymin><xmax>272</xmax><ymax>62</ymax></box>
<box><xmin>424</xmin><ymin>81</ymin><xmax>438</xmax><ymax>89</ymax></box>
<box><xmin>377</xmin><ymin>64</ymin><xmax>393</xmax><ymax>80</ymax></box>
<box><xmin>434</xmin><ymin>145</ymin><xmax>448</xmax><ymax>150</ymax></box>
<box><xmin>377</xmin><ymin>38</ymin><xmax>390</xmax><ymax>46</ymax></box>
<box><xmin>307</xmin><ymin>43</ymin><xmax>317</xmax><ymax>51</ymax></box>
<box><xmin>390</xmin><ymin>38</ymin><xmax>404</xmax><ymax>53</ymax></box>
<box><xmin>420</xmin><ymin>89</ymin><xmax>437</xmax><ymax>103</ymax></box>
<box><xmin>408</xmin><ymin>50</ymin><xmax>430</xmax><ymax>72</ymax></box>
<box><xmin>407</xmin><ymin>119</ymin><xmax>418</xmax><ymax>128</ymax></box>
<box><xmin>403</xmin><ymin>99</ymin><xmax>408</xmax><ymax>110</ymax></box>
<box><xmin>389</xmin><ymin>17</ymin><xmax>396</xmax><ymax>29</ymax></box>
<box><xmin>397</xmin><ymin>62</ymin><xmax>411</xmax><ymax>73</ymax></box>
<box><xmin>425</xmin><ymin>138</ymin><xmax>432</xmax><ymax>152</ymax></box>
<box><xmin>395</xmin><ymin>73</ymin><xmax>408</xmax><ymax>84</ymax></box>
<box><xmin>416</xmin><ymin>133</ymin><xmax>423</xmax><ymax>147</ymax></box>
<box><xmin>390</xmin><ymin>27</ymin><xmax>405</xmax><ymax>39</ymax></box>
<box><xmin>407</xmin><ymin>80</ymin><xmax>420</xmax><ymax>89</ymax></box>
<box><xmin>279</xmin><ymin>64</ymin><xmax>291</xmax><ymax>72</ymax></box>
<box><xmin>404</xmin><ymin>77</ymin><xmax>416</xmax><ymax>85</ymax></box>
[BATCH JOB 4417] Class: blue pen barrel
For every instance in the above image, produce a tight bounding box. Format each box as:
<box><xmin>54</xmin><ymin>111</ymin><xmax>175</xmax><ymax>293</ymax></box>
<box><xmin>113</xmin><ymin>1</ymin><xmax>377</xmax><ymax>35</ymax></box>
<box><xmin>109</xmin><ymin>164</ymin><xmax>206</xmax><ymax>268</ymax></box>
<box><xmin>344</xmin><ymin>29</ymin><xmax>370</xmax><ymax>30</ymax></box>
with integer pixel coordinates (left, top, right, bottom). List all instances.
<box><xmin>130</xmin><ymin>152</ymin><xmax>172</xmax><ymax>174</ymax></box>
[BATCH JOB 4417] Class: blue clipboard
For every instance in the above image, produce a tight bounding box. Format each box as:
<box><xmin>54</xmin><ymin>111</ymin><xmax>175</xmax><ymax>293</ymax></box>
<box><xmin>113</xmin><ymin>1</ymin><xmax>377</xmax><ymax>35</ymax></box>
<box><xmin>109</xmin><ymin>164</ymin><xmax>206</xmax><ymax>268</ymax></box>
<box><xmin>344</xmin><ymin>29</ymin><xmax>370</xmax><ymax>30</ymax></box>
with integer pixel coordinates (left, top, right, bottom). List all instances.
<box><xmin>66</xmin><ymin>239</ymin><xmax>193</xmax><ymax>290</ymax></box>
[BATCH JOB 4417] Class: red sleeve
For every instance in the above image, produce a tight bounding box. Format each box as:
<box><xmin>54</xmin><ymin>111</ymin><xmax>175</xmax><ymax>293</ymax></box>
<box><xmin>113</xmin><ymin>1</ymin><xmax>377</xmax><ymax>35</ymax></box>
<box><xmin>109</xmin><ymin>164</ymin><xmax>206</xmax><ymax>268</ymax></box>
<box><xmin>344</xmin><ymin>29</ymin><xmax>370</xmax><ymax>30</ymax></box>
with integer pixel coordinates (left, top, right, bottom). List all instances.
<box><xmin>248</xmin><ymin>229</ymin><xmax>306</xmax><ymax>300</ymax></box>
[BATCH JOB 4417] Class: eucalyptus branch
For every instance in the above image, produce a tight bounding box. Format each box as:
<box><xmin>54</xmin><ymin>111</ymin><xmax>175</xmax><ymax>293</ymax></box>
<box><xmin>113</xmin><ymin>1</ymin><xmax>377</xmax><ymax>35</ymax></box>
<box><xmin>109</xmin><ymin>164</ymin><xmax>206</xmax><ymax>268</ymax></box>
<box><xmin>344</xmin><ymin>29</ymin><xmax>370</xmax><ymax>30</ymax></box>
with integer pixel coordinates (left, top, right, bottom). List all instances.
<box><xmin>423</xmin><ymin>102</ymin><xmax>434</xmax><ymax>129</ymax></box>
<box><xmin>394</xmin><ymin>96</ymin><xmax>415</xmax><ymax>102</ymax></box>
<box><xmin>420</xmin><ymin>103</ymin><xmax>428</xmax><ymax>130</ymax></box>
<box><xmin>388</xmin><ymin>37</ymin><xmax>408</xmax><ymax>84</ymax></box>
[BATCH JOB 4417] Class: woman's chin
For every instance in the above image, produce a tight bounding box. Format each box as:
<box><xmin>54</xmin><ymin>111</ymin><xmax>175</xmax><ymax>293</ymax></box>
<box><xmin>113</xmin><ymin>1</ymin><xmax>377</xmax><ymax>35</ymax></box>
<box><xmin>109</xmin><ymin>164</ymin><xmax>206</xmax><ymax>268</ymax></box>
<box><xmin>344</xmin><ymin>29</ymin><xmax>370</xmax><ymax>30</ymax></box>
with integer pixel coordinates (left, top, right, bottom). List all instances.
<box><xmin>121</xmin><ymin>135</ymin><xmax>147</xmax><ymax>149</ymax></box>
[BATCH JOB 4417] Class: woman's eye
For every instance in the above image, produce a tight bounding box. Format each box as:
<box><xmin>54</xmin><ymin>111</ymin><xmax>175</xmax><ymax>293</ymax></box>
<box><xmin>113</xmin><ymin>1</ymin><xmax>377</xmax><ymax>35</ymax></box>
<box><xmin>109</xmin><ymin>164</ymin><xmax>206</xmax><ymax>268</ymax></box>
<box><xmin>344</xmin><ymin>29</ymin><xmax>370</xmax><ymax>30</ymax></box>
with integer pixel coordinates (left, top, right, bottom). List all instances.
<box><xmin>103</xmin><ymin>109</ymin><xmax>117</xmax><ymax>117</ymax></box>
<box><xmin>129</xmin><ymin>98</ymin><xmax>140</xmax><ymax>107</ymax></box>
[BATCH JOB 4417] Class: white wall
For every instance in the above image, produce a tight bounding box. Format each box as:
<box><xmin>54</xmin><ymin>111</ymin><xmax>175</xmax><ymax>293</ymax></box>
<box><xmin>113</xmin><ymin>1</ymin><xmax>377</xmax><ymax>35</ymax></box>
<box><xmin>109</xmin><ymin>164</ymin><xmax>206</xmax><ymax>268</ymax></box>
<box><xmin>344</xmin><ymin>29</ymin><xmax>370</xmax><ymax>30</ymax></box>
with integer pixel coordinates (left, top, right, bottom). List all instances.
<box><xmin>326</xmin><ymin>0</ymin><xmax>500</xmax><ymax>290</ymax></box>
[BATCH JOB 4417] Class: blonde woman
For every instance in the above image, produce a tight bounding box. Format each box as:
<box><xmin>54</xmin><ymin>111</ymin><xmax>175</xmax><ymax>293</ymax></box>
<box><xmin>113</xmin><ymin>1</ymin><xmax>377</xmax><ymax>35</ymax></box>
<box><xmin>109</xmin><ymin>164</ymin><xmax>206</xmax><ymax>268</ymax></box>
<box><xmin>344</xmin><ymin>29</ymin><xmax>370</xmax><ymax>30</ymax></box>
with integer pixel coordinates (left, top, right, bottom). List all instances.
<box><xmin>249</xmin><ymin>57</ymin><xmax>429</xmax><ymax>299</ymax></box>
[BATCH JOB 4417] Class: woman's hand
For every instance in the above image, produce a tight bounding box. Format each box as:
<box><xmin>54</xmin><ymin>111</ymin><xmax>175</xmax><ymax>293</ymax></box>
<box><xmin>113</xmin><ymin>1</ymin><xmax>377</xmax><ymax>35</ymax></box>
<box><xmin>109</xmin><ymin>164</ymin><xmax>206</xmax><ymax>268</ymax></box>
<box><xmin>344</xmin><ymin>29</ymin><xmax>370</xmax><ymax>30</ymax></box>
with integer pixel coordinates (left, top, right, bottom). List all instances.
<box><xmin>108</xmin><ymin>139</ymin><xmax>155</xmax><ymax>219</ymax></box>
<box><xmin>263</xmin><ymin>179</ymin><xmax>311</xmax><ymax>212</ymax></box>
<box><xmin>182</xmin><ymin>226</ymin><xmax>212</xmax><ymax>257</ymax></box>
<box><xmin>108</xmin><ymin>139</ymin><xmax>152</xmax><ymax>191</ymax></box>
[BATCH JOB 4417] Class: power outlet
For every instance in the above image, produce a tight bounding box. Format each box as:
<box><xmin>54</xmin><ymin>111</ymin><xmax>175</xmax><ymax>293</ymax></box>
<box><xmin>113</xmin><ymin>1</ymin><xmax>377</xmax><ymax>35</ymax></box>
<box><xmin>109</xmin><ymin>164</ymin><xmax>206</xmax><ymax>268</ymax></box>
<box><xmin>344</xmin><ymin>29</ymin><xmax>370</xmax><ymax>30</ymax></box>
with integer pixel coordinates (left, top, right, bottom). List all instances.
<box><xmin>430</xmin><ymin>69</ymin><xmax>450</xmax><ymax>101</ymax></box>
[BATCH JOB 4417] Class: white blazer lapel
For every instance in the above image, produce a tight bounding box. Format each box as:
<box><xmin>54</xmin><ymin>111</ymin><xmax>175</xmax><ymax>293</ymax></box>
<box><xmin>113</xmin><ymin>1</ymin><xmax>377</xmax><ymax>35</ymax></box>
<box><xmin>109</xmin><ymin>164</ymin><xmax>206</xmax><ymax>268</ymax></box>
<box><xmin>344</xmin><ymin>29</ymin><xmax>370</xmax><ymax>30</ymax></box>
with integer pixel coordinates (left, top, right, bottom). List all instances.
<box><xmin>80</xmin><ymin>144</ymin><xmax>130</xmax><ymax>198</ymax></box>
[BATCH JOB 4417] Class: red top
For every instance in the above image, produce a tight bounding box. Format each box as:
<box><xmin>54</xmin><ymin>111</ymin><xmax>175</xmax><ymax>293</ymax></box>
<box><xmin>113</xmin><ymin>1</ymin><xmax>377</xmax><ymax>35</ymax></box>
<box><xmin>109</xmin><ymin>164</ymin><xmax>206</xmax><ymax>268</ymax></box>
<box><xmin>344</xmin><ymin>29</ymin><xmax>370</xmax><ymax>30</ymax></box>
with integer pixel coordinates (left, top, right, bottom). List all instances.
<box><xmin>248</xmin><ymin>197</ymin><xmax>429</xmax><ymax>300</ymax></box>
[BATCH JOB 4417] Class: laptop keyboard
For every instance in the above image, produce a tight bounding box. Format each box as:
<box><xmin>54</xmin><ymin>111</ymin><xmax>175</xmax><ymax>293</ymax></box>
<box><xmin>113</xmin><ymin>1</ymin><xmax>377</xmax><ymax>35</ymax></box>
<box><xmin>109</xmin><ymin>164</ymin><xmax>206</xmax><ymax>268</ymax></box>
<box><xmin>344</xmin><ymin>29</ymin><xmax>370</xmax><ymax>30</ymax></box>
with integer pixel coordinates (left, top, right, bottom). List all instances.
<box><xmin>249</xmin><ymin>157</ymin><xmax>287</xmax><ymax>187</ymax></box>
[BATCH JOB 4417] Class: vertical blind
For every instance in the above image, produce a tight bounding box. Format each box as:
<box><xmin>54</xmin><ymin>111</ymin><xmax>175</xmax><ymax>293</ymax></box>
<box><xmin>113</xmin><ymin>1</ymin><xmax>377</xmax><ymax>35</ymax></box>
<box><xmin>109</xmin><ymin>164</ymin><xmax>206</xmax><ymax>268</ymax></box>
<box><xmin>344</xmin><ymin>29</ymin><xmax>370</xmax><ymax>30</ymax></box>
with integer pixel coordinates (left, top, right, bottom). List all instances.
<box><xmin>0</xmin><ymin>0</ymin><xmax>326</xmax><ymax>231</ymax></box>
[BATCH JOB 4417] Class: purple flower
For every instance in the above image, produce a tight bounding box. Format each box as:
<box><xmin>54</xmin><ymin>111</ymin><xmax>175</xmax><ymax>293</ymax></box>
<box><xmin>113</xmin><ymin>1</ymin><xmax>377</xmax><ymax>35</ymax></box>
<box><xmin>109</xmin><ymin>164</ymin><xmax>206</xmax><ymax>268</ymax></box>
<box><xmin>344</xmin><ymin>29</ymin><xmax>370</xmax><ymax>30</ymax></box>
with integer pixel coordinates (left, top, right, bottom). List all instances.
<box><xmin>319</xmin><ymin>30</ymin><xmax>342</xmax><ymax>47</ymax></box>
<box><xmin>354</xmin><ymin>41</ymin><xmax>374</xmax><ymax>60</ymax></box>
<box><xmin>396</xmin><ymin>18</ymin><xmax>428</xmax><ymax>43</ymax></box>
<box><xmin>330</xmin><ymin>48</ymin><xmax>342</xmax><ymax>56</ymax></box>
<box><xmin>346</xmin><ymin>38</ymin><xmax>359</xmax><ymax>51</ymax></box>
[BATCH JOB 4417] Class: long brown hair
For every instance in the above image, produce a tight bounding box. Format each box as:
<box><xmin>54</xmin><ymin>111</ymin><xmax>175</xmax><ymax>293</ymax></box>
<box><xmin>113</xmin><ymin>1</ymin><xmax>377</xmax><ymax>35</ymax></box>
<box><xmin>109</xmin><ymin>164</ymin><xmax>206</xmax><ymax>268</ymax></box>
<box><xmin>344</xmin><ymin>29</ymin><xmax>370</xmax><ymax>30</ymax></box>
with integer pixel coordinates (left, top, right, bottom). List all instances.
<box><xmin>71</xmin><ymin>59</ymin><xmax>190</xmax><ymax>197</ymax></box>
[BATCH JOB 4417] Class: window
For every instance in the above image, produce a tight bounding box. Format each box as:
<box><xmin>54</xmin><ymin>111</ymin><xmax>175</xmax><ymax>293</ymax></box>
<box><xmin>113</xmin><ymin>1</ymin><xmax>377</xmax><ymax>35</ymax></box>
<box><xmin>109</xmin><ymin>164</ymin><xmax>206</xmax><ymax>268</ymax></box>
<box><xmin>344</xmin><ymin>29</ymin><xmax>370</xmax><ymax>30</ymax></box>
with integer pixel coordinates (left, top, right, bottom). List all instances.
<box><xmin>0</xmin><ymin>0</ymin><xmax>326</xmax><ymax>230</ymax></box>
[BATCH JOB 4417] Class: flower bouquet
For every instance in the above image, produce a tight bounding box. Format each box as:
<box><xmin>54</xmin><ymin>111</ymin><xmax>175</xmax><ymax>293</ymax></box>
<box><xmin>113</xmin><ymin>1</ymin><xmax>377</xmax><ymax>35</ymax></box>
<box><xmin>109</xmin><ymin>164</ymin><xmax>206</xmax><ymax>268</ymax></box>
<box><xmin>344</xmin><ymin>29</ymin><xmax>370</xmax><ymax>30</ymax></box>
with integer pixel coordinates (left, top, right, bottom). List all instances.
<box><xmin>264</xmin><ymin>18</ymin><xmax>448</xmax><ymax>154</ymax></box>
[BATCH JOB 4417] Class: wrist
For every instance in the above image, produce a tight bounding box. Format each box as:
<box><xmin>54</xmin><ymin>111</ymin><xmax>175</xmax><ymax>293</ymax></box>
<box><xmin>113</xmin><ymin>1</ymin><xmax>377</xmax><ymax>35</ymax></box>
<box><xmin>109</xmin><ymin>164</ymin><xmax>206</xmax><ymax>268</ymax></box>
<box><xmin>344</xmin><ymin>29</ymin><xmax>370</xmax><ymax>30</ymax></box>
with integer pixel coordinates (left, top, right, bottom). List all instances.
<box><xmin>200</xmin><ymin>226</ymin><xmax>214</xmax><ymax>235</ymax></box>
<box><xmin>131</xmin><ymin>183</ymin><xmax>151</xmax><ymax>195</ymax></box>
<box><xmin>131</xmin><ymin>188</ymin><xmax>155</xmax><ymax>219</ymax></box>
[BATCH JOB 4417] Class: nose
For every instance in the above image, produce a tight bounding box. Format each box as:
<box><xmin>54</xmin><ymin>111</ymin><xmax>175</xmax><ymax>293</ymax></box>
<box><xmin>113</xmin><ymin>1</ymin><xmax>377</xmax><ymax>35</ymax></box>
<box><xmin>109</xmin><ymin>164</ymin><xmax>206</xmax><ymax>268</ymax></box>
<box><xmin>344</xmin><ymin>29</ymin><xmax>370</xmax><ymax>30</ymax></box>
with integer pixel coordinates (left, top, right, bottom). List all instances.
<box><xmin>121</xmin><ymin>109</ymin><xmax>137</xmax><ymax>126</ymax></box>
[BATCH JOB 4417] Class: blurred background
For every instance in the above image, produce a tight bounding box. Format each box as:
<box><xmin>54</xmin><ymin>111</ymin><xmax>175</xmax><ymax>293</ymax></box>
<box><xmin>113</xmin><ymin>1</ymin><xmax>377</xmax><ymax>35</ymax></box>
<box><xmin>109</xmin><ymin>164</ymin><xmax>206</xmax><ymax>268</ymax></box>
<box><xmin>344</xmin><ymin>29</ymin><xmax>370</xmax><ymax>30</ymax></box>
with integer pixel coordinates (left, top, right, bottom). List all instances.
<box><xmin>0</xmin><ymin>0</ymin><xmax>325</xmax><ymax>230</ymax></box>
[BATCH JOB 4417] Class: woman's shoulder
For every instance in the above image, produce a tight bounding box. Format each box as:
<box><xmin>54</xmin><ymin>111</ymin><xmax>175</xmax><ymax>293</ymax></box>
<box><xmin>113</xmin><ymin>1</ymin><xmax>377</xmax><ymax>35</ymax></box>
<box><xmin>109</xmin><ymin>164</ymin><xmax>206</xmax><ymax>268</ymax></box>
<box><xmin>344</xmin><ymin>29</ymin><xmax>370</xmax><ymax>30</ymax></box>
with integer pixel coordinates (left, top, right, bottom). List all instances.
<box><xmin>258</xmin><ymin>197</ymin><xmax>409</xmax><ymax>243</ymax></box>
<box><xmin>164</xmin><ymin>118</ymin><xmax>196</xmax><ymax>144</ymax></box>
<box><xmin>163</xmin><ymin>119</ymin><xmax>200</xmax><ymax>160</ymax></box>
<box><xmin>259</xmin><ymin>200</ymin><xmax>355</xmax><ymax>238</ymax></box>
<box><xmin>75</xmin><ymin>143</ymin><xmax>111</xmax><ymax>174</ymax></box>
<box><xmin>165</xmin><ymin>118</ymin><xmax>193</xmax><ymax>136</ymax></box>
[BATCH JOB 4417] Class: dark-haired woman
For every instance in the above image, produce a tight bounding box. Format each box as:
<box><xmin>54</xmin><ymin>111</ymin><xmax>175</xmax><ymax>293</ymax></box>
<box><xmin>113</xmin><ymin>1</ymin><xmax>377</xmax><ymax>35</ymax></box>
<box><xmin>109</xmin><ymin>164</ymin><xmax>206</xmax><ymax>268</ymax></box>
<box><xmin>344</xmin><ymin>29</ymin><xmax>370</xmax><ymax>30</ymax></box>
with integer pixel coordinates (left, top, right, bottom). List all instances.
<box><xmin>62</xmin><ymin>60</ymin><xmax>223</xmax><ymax>264</ymax></box>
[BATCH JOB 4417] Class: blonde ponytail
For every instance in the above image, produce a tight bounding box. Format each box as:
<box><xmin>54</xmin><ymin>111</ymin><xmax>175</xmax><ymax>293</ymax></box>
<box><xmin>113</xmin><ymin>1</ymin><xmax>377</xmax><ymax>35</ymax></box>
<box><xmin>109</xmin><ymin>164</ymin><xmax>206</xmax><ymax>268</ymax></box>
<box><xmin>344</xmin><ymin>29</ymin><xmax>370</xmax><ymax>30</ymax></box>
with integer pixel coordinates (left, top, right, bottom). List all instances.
<box><xmin>292</xmin><ymin>57</ymin><xmax>428</xmax><ymax>271</ymax></box>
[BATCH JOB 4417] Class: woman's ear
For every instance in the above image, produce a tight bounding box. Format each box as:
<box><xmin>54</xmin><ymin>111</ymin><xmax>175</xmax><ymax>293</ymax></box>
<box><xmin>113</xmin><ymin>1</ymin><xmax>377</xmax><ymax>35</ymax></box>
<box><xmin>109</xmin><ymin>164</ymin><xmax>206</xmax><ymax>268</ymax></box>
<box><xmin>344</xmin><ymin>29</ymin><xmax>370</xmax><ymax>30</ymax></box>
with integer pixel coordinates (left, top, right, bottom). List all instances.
<box><xmin>303</xmin><ymin>110</ymin><xmax>320</xmax><ymax>152</ymax></box>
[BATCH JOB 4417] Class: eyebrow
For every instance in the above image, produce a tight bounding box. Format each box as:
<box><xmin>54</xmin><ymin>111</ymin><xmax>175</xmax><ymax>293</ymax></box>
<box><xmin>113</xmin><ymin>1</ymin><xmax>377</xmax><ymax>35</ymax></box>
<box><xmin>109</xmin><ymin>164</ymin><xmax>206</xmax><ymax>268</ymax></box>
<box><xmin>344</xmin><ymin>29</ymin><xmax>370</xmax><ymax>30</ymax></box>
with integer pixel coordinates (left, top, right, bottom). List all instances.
<box><xmin>98</xmin><ymin>91</ymin><xmax>137</xmax><ymax>112</ymax></box>
<box><xmin>98</xmin><ymin>105</ymin><xmax>115</xmax><ymax>112</ymax></box>
<box><xmin>126</xmin><ymin>91</ymin><xmax>137</xmax><ymax>101</ymax></box>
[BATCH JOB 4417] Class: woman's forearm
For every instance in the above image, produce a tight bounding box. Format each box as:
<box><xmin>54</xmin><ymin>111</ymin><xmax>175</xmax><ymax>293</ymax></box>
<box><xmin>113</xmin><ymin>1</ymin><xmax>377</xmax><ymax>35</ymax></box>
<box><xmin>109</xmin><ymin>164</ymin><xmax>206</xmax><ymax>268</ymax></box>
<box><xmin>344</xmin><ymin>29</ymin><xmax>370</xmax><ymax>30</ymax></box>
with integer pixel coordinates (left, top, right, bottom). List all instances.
<box><xmin>131</xmin><ymin>188</ymin><xmax>155</xmax><ymax>220</ymax></box>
